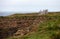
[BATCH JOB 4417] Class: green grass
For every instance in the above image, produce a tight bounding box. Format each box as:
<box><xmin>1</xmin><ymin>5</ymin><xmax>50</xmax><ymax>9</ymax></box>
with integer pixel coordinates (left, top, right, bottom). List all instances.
<box><xmin>7</xmin><ymin>12</ymin><xmax>60</xmax><ymax>39</ymax></box>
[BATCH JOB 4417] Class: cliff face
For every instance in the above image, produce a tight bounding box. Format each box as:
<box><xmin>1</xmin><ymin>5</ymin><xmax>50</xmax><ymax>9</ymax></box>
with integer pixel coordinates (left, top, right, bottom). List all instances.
<box><xmin>0</xmin><ymin>16</ymin><xmax>46</xmax><ymax>39</ymax></box>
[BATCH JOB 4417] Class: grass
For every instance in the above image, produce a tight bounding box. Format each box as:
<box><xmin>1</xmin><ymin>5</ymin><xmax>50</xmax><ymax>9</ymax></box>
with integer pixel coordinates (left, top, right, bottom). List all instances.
<box><xmin>6</xmin><ymin>12</ymin><xmax>60</xmax><ymax>39</ymax></box>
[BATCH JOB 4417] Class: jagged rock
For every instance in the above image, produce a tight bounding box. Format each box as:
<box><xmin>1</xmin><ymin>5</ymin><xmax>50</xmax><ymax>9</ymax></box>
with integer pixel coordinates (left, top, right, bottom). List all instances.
<box><xmin>0</xmin><ymin>16</ymin><xmax>46</xmax><ymax>39</ymax></box>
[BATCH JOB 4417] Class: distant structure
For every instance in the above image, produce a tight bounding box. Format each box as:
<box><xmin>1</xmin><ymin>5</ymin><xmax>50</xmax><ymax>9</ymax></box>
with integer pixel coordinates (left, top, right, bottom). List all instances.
<box><xmin>39</xmin><ymin>9</ymin><xmax>48</xmax><ymax>15</ymax></box>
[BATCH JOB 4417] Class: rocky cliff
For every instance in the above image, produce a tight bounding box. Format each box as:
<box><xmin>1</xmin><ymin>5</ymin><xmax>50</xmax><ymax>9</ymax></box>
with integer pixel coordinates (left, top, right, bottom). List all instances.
<box><xmin>0</xmin><ymin>15</ymin><xmax>46</xmax><ymax>39</ymax></box>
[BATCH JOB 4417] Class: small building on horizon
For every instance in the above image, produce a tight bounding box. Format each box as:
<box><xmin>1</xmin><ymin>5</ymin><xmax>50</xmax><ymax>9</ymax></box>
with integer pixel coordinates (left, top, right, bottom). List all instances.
<box><xmin>39</xmin><ymin>9</ymin><xmax>48</xmax><ymax>15</ymax></box>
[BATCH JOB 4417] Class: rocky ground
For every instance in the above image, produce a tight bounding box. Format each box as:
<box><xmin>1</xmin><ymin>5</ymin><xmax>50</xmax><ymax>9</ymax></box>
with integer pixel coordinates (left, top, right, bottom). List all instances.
<box><xmin>0</xmin><ymin>15</ymin><xmax>46</xmax><ymax>39</ymax></box>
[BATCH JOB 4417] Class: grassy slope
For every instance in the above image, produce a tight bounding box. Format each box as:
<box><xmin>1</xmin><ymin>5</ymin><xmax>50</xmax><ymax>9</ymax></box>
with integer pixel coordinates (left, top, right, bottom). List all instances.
<box><xmin>7</xmin><ymin>12</ymin><xmax>60</xmax><ymax>39</ymax></box>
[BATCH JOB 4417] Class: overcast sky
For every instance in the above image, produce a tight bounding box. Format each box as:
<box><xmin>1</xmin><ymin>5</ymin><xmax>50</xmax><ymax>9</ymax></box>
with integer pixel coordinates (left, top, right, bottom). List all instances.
<box><xmin>0</xmin><ymin>0</ymin><xmax>60</xmax><ymax>12</ymax></box>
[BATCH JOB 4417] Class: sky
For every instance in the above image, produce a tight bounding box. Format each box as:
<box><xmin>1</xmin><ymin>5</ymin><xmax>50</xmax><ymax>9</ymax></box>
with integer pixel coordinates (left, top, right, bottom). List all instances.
<box><xmin>0</xmin><ymin>0</ymin><xmax>60</xmax><ymax>12</ymax></box>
